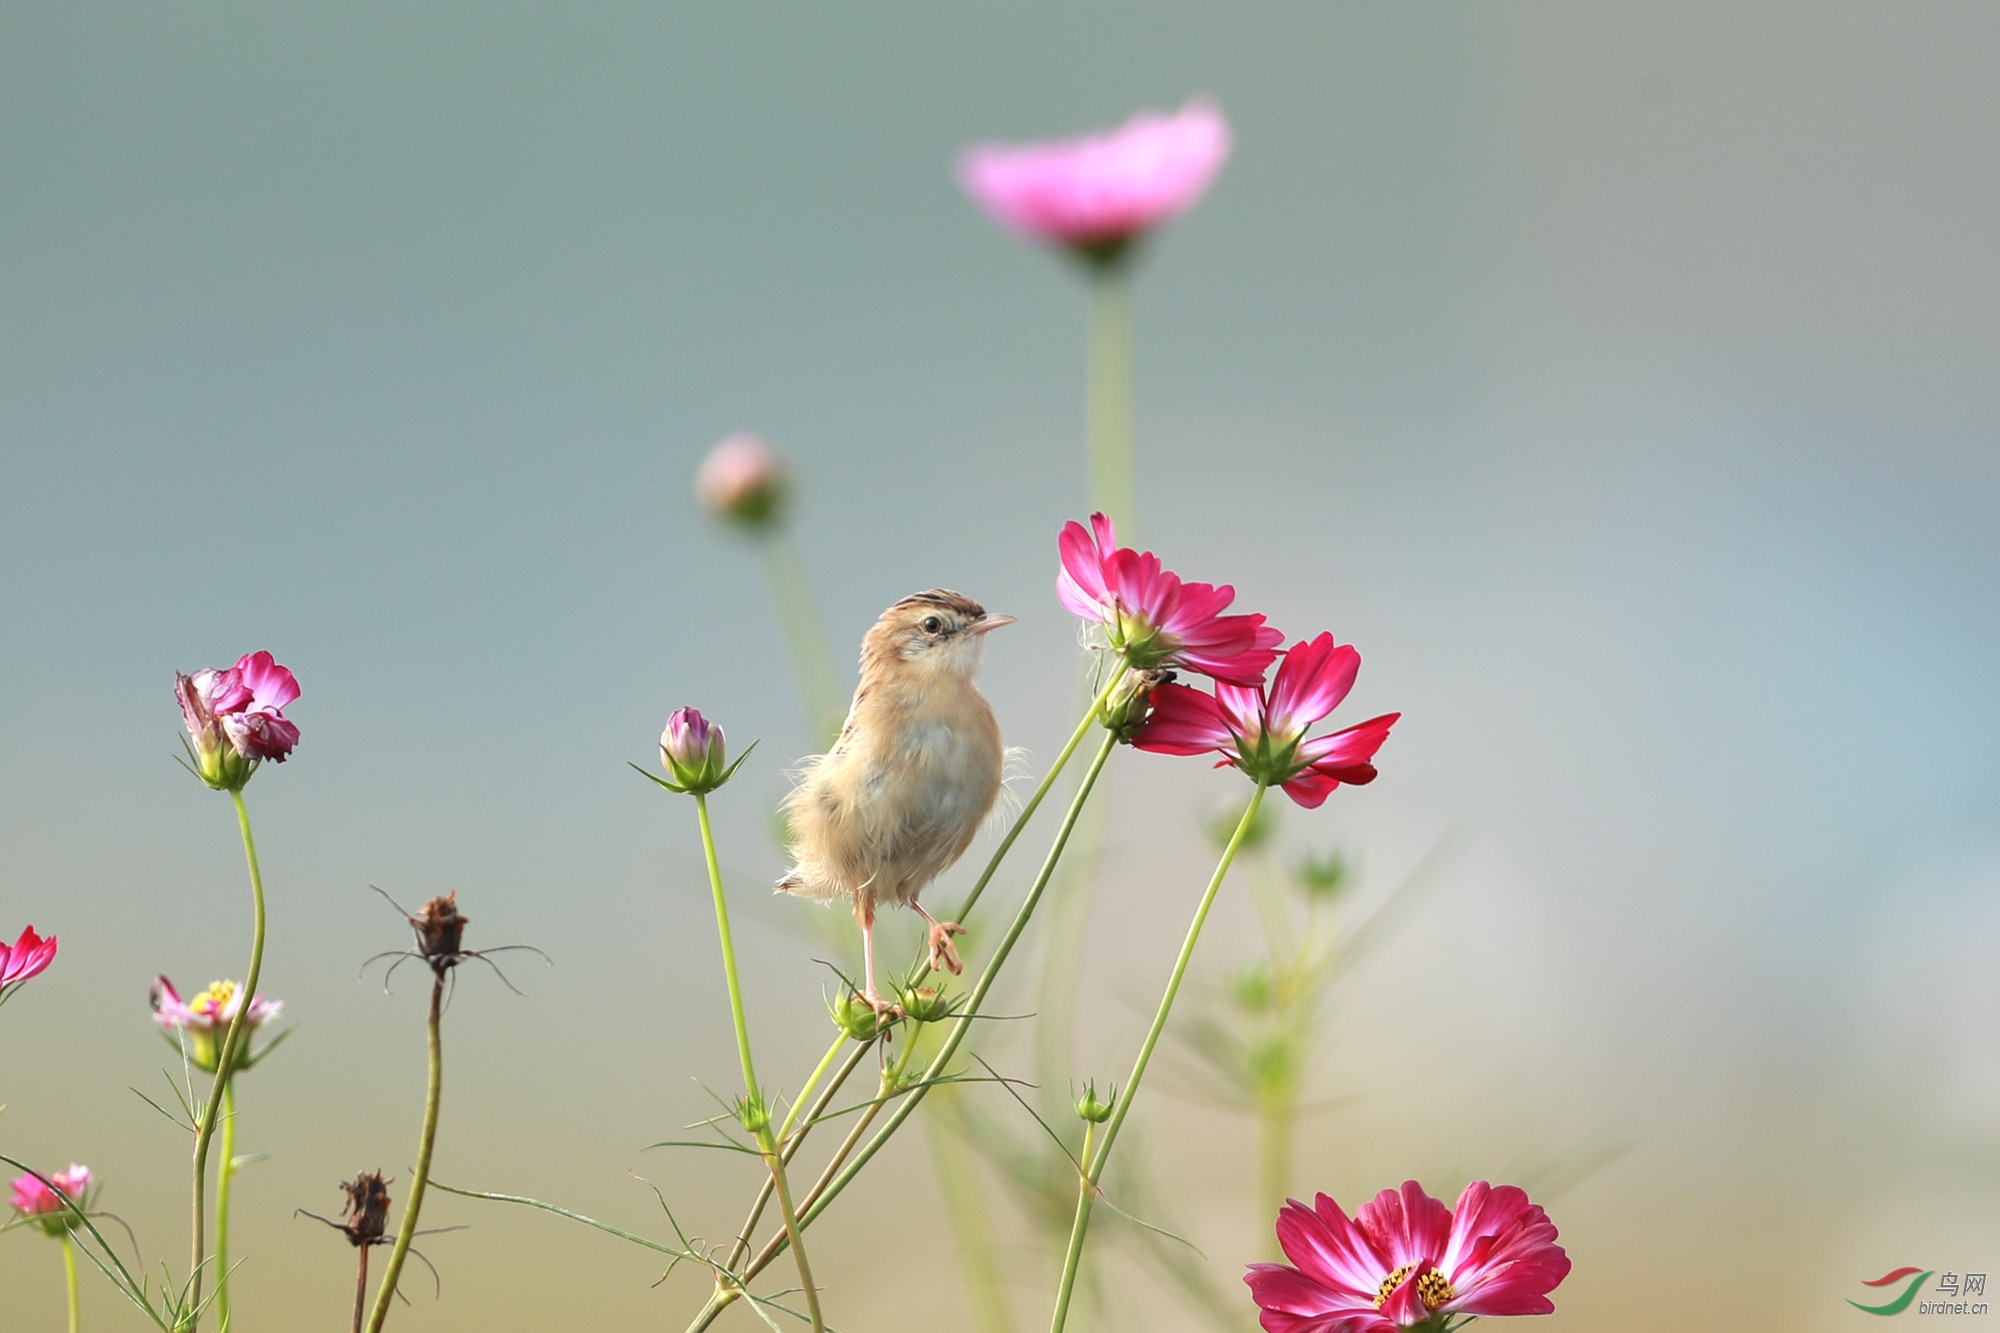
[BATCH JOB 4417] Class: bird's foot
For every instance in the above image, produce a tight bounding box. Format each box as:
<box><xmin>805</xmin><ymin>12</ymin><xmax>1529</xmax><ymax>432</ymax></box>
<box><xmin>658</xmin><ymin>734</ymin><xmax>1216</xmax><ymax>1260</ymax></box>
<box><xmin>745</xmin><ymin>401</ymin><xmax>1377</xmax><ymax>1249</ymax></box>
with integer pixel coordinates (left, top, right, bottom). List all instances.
<box><xmin>859</xmin><ymin>988</ymin><xmax>905</xmax><ymax>1021</ymax></box>
<box><xmin>926</xmin><ymin>920</ymin><xmax>967</xmax><ymax>976</ymax></box>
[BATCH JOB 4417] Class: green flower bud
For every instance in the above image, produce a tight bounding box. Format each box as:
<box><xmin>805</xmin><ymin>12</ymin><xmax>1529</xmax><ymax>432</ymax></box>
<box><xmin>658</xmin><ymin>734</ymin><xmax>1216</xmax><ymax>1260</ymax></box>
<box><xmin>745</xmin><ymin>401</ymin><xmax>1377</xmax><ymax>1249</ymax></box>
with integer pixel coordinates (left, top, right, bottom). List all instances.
<box><xmin>830</xmin><ymin>992</ymin><xmax>887</xmax><ymax>1042</ymax></box>
<box><xmin>1074</xmin><ymin>1081</ymin><xmax>1115</xmax><ymax>1124</ymax></box>
<box><xmin>1295</xmin><ymin>851</ymin><xmax>1348</xmax><ymax>901</ymax></box>
<box><xmin>898</xmin><ymin>986</ymin><xmax>953</xmax><ymax>1024</ymax></box>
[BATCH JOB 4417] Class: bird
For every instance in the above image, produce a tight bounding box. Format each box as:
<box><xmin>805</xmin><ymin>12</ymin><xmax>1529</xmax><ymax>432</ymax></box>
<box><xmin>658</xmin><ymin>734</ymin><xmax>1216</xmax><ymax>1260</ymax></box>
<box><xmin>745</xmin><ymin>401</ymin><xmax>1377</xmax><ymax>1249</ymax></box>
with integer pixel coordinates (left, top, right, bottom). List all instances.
<box><xmin>778</xmin><ymin>589</ymin><xmax>1014</xmax><ymax>1013</ymax></box>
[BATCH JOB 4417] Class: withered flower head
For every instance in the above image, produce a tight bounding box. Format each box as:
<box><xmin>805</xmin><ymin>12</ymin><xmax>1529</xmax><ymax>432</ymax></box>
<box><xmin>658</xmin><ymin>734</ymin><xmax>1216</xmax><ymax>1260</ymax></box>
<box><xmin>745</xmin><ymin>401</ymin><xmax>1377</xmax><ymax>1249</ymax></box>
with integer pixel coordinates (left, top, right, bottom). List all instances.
<box><xmin>411</xmin><ymin>894</ymin><xmax>468</xmax><ymax>971</ymax></box>
<box><xmin>339</xmin><ymin>1171</ymin><xmax>392</xmax><ymax>1247</ymax></box>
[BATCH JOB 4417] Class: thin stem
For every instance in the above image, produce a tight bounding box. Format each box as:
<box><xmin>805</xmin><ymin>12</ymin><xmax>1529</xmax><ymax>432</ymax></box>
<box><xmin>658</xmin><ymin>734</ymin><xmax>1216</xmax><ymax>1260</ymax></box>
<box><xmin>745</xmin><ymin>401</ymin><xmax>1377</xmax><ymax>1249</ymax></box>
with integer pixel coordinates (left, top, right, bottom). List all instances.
<box><xmin>216</xmin><ymin>1078</ymin><xmax>235</xmax><ymax>1330</ymax></box>
<box><xmin>63</xmin><ymin>1230</ymin><xmax>81</xmax><ymax>1333</ymax></box>
<box><xmin>1258</xmin><ymin>1088</ymin><xmax>1295</xmax><ymax>1260</ymax></box>
<box><xmin>363</xmin><ymin>972</ymin><xmax>444</xmax><ymax>1333</ymax></box>
<box><xmin>759</xmin><ymin>531</ymin><xmax>848</xmax><ymax>749</ymax></box>
<box><xmin>351</xmin><ymin>1246</ymin><xmax>369</xmax><ymax>1333</ymax></box>
<box><xmin>692</xmin><ymin>793</ymin><xmax>760</xmax><ymax>1098</ymax></box>
<box><xmin>692</xmin><ymin>790</ymin><xmax>820</xmax><ymax>1331</ymax></box>
<box><xmin>189</xmin><ymin>790</ymin><xmax>270</xmax><ymax>1329</ymax></box>
<box><xmin>778</xmin><ymin>1034</ymin><xmax>848</xmax><ymax>1146</ymax></box>
<box><xmin>684</xmin><ymin>731</ymin><xmax>1120</xmax><ymax>1333</ymax></box>
<box><xmin>1047</xmin><ymin>781</ymin><xmax>1270</xmax><ymax>1333</ymax></box>
<box><xmin>1087</xmin><ymin>266</ymin><xmax>1134</xmax><ymax>534</ymax></box>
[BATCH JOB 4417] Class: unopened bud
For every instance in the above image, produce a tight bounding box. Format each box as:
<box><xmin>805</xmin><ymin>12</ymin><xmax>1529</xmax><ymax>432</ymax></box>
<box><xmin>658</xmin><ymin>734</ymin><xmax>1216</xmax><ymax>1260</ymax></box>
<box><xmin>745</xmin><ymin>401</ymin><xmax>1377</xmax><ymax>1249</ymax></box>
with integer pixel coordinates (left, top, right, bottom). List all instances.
<box><xmin>652</xmin><ymin>706</ymin><xmax>754</xmax><ymax>796</ymax></box>
<box><xmin>1074</xmin><ymin>1081</ymin><xmax>1114</xmax><ymax>1124</ymax></box>
<box><xmin>830</xmin><ymin>992</ymin><xmax>887</xmax><ymax>1042</ymax></box>
<box><xmin>1229</xmin><ymin>962</ymin><xmax>1275</xmax><ymax>1013</ymax></box>
<box><xmin>1100</xmin><ymin>668</ymin><xmax>1175</xmax><ymax>741</ymax></box>
<box><xmin>736</xmin><ymin>1091</ymin><xmax>772</xmax><ymax>1137</ymax></box>
<box><xmin>898</xmin><ymin>986</ymin><xmax>952</xmax><ymax>1024</ymax></box>
<box><xmin>1295</xmin><ymin>851</ymin><xmax>1348</xmax><ymax>901</ymax></box>
<box><xmin>695</xmin><ymin>434</ymin><xmax>790</xmax><ymax>530</ymax></box>
<box><xmin>1202</xmin><ymin>794</ymin><xmax>1278</xmax><ymax>854</ymax></box>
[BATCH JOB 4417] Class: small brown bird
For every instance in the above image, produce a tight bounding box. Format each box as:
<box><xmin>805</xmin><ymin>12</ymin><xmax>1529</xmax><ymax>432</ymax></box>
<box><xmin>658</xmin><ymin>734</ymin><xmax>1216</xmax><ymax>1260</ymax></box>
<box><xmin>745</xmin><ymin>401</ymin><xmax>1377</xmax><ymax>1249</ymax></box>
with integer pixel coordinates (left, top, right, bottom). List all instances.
<box><xmin>778</xmin><ymin>590</ymin><xmax>1014</xmax><ymax>1012</ymax></box>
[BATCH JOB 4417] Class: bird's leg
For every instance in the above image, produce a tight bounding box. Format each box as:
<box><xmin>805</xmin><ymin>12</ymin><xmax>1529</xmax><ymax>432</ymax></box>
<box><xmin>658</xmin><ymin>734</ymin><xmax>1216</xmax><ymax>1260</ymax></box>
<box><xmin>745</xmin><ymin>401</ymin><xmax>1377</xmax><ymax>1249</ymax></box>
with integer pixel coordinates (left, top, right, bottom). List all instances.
<box><xmin>912</xmin><ymin>901</ymin><xmax>967</xmax><ymax>976</ymax></box>
<box><xmin>853</xmin><ymin>894</ymin><xmax>900</xmax><ymax>1016</ymax></box>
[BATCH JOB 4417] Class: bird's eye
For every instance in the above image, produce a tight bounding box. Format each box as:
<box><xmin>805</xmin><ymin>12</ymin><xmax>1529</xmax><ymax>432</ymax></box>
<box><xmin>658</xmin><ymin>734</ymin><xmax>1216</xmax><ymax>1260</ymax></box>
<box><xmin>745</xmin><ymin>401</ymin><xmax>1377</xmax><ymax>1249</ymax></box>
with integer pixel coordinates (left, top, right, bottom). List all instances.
<box><xmin>921</xmin><ymin>616</ymin><xmax>944</xmax><ymax>635</ymax></box>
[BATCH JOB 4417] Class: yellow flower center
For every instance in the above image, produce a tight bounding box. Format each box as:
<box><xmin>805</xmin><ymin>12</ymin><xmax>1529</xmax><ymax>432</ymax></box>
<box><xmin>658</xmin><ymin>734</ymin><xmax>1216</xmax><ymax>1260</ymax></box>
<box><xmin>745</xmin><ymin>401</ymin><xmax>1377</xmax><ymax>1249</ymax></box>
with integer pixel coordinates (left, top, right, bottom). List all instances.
<box><xmin>1373</xmin><ymin>1264</ymin><xmax>1457</xmax><ymax>1312</ymax></box>
<box><xmin>191</xmin><ymin>980</ymin><xmax>237</xmax><ymax>1019</ymax></box>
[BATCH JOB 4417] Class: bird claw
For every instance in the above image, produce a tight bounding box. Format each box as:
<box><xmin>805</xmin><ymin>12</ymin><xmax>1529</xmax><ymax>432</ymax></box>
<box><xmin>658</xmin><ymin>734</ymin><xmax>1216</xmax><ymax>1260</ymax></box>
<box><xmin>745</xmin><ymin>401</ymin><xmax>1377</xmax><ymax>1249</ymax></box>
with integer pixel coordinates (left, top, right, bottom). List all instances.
<box><xmin>926</xmin><ymin>920</ymin><xmax>967</xmax><ymax>976</ymax></box>
<box><xmin>860</xmin><ymin>989</ymin><xmax>905</xmax><ymax>1021</ymax></box>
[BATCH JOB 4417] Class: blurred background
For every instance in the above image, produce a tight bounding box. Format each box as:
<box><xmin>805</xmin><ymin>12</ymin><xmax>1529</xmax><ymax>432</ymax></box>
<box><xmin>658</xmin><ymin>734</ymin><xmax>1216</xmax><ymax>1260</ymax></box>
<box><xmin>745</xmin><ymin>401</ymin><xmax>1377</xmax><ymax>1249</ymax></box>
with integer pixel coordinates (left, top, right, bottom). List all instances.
<box><xmin>3</xmin><ymin>2</ymin><xmax>1998</xmax><ymax>1328</ymax></box>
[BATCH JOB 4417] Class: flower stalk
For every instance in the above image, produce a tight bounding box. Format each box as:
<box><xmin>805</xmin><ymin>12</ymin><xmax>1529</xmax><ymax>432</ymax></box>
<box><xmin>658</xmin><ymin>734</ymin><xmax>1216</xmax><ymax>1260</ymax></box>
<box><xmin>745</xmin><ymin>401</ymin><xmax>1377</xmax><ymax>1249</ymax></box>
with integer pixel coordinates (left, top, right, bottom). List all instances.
<box><xmin>1047</xmin><ymin>780</ymin><xmax>1270</xmax><ymax>1333</ymax></box>
<box><xmin>63</xmin><ymin>1231</ymin><xmax>81</xmax><ymax>1333</ymax></box>
<box><xmin>186</xmin><ymin>789</ymin><xmax>269</xmax><ymax>1330</ymax></box>
<box><xmin>362</xmin><ymin>970</ymin><xmax>443</xmax><ymax>1333</ymax></box>
<box><xmin>215</xmin><ymin>1079</ymin><xmax>236</xmax><ymax>1329</ymax></box>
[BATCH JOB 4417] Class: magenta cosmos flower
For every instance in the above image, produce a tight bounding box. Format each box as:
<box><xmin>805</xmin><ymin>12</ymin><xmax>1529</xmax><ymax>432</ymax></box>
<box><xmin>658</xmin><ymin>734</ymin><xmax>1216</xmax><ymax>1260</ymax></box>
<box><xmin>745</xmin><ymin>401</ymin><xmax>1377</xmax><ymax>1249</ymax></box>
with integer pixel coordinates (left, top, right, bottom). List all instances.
<box><xmin>1247</xmin><ymin>1181</ymin><xmax>1571</xmax><ymax>1332</ymax></box>
<box><xmin>1132</xmin><ymin>633</ymin><xmax>1397</xmax><ymax>808</ymax></box>
<box><xmin>695</xmin><ymin>434</ymin><xmax>790</xmax><ymax>529</ymax></box>
<box><xmin>0</xmin><ymin>924</ymin><xmax>57</xmax><ymax>993</ymax></box>
<box><xmin>1058</xmin><ymin>512</ymin><xmax>1281</xmax><ymax>686</ymax></box>
<box><xmin>151</xmin><ymin>975</ymin><xmax>284</xmax><ymax>1073</ymax></box>
<box><xmin>958</xmin><ymin>101</ymin><xmax>1231</xmax><ymax>263</ymax></box>
<box><xmin>175</xmin><ymin>650</ymin><xmax>300</xmax><ymax>789</ymax></box>
<box><xmin>10</xmin><ymin>1164</ymin><xmax>92</xmax><ymax>1237</ymax></box>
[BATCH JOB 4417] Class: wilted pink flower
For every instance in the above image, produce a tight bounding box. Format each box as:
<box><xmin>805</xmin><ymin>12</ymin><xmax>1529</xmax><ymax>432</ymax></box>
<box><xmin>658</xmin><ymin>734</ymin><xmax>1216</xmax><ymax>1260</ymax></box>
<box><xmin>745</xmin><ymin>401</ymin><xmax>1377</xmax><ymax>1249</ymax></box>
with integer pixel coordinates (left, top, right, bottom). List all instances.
<box><xmin>958</xmin><ymin>101</ymin><xmax>1231</xmax><ymax>262</ymax></box>
<box><xmin>0</xmin><ymin>925</ymin><xmax>57</xmax><ymax>990</ymax></box>
<box><xmin>151</xmin><ymin>975</ymin><xmax>283</xmax><ymax>1073</ymax></box>
<box><xmin>1057</xmin><ymin>512</ymin><xmax>1281</xmax><ymax>686</ymax></box>
<box><xmin>1132</xmin><ymin>633</ymin><xmax>1397</xmax><ymax>808</ymax></box>
<box><xmin>695</xmin><ymin>434</ymin><xmax>790</xmax><ymax>529</ymax></box>
<box><xmin>10</xmin><ymin>1164</ymin><xmax>92</xmax><ymax>1236</ymax></box>
<box><xmin>176</xmin><ymin>650</ymin><xmax>300</xmax><ymax>789</ymax></box>
<box><xmin>1246</xmin><ymin>1181</ymin><xmax>1571</xmax><ymax>1331</ymax></box>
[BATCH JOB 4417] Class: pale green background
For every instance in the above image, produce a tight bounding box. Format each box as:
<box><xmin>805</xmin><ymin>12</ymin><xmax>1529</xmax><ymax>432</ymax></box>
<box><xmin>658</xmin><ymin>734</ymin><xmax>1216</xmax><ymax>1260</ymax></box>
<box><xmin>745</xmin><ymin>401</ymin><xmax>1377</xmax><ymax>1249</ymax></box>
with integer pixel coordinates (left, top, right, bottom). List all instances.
<box><xmin>3</xmin><ymin>3</ymin><xmax>1998</xmax><ymax>1329</ymax></box>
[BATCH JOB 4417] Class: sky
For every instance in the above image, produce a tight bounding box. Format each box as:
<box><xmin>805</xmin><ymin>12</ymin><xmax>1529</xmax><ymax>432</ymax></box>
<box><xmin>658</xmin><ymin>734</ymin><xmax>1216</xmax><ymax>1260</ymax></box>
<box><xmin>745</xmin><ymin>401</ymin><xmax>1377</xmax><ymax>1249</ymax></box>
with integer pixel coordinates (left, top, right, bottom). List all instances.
<box><xmin>2</xmin><ymin>3</ymin><xmax>1998</xmax><ymax>1330</ymax></box>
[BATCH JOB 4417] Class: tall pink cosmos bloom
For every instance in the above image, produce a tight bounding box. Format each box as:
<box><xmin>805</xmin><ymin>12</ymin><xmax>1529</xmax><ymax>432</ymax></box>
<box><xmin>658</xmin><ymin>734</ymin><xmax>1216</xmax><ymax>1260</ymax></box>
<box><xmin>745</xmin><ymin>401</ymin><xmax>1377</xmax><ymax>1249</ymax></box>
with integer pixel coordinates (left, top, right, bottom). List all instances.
<box><xmin>1058</xmin><ymin>512</ymin><xmax>1281</xmax><ymax>686</ymax></box>
<box><xmin>695</xmin><ymin>434</ymin><xmax>790</xmax><ymax>530</ymax></box>
<box><xmin>1131</xmin><ymin>632</ymin><xmax>1397</xmax><ymax>808</ymax></box>
<box><xmin>151</xmin><ymin>975</ymin><xmax>284</xmax><ymax>1073</ymax></box>
<box><xmin>1246</xmin><ymin>1181</ymin><xmax>1571</xmax><ymax>1331</ymax></box>
<box><xmin>176</xmin><ymin>650</ymin><xmax>300</xmax><ymax>789</ymax></box>
<box><xmin>0</xmin><ymin>925</ymin><xmax>57</xmax><ymax>990</ymax></box>
<box><xmin>958</xmin><ymin>101</ymin><xmax>1231</xmax><ymax>262</ymax></box>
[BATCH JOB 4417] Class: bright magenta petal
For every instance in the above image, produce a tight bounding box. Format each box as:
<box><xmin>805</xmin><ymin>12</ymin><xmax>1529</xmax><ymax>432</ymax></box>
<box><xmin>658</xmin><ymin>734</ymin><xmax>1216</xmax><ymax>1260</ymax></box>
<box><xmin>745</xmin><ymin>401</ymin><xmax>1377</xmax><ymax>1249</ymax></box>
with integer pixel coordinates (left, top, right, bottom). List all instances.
<box><xmin>1129</xmin><ymin>682</ymin><xmax>1233</xmax><ymax>756</ymax></box>
<box><xmin>1267</xmin><ymin>635</ymin><xmax>1360</xmax><ymax>737</ymax></box>
<box><xmin>234</xmin><ymin>650</ymin><xmax>300</xmax><ymax>712</ymax></box>
<box><xmin>1357</xmin><ymin>1182</ymin><xmax>1453</xmax><ymax>1272</ymax></box>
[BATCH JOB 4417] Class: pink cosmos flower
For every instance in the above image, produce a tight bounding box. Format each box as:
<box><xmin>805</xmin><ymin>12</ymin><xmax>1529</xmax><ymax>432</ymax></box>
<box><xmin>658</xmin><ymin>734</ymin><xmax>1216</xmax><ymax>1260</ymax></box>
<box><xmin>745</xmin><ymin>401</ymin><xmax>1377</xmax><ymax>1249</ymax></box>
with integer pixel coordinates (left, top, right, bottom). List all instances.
<box><xmin>1057</xmin><ymin>512</ymin><xmax>1282</xmax><ymax>686</ymax></box>
<box><xmin>1131</xmin><ymin>633</ymin><xmax>1397</xmax><ymax>808</ymax></box>
<box><xmin>648</xmin><ymin>706</ymin><xmax>749</xmax><ymax>796</ymax></box>
<box><xmin>1246</xmin><ymin>1181</ymin><xmax>1571</xmax><ymax>1332</ymax></box>
<box><xmin>10</xmin><ymin>1164</ymin><xmax>92</xmax><ymax>1236</ymax></box>
<box><xmin>176</xmin><ymin>650</ymin><xmax>300</xmax><ymax>788</ymax></box>
<box><xmin>0</xmin><ymin>925</ymin><xmax>57</xmax><ymax>989</ymax></box>
<box><xmin>151</xmin><ymin>975</ymin><xmax>283</xmax><ymax>1073</ymax></box>
<box><xmin>695</xmin><ymin>434</ymin><xmax>790</xmax><ymax>529</ymax></box>
<box><xmin>958</xmin><ymin>101</ymin><xmax>1231</xmax><ymax>261</ymax></box>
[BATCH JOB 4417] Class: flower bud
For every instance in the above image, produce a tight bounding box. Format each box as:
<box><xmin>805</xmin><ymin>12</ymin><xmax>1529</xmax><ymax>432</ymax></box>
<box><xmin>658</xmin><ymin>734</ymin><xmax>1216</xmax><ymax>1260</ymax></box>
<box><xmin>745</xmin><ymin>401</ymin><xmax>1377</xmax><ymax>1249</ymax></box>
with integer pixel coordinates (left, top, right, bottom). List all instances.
<box><xmin>736</xmin><ymin>1091</ymin><xmax>772</xmax><ymax>1137</ymax></box>
<box><xmin>830</xmin><ymin>991</ymin><xmax>887</xmax><ymax>1042</ymax></box>
<box><xmin>1074</xmin><ymin>1082</ymin><xmax>1114</xmax><ymax>1124</ymax></box>
<box><xmin>9</xmin><ymin>1164</ymin><xmax>91</xmax><ymax>1238</ymax></box>
<box><xmin>174</xmin><ymin>653</ymin><xmax>301</xmax><ymax>791</ymax></box>
<box><xmin>660</xmin><ymin>707</ymin><xmax>732</xmax><ymax>794</ymax></box>
<box><xmin>898</xmin><ymin>985</ymin><xmax>953</xmax><ymax>1024</ymax></box>
<box><xmin>1229</xmin><ymin>963</ymin><xmax>1275</xmax><ymax>1014</ymax></box>
<box><xmin>1295</xmin><ymin>851</ymin><xmax>1348</xmax><ymax>901</ymax></box>
<box><xmin>1099</xmin><ymin>668</ymin><xmax>1175</xmax><ymax>741</ymax></box>
<box><xmin>1202</xmin><ymin>794</ymin><xmax>1278</xmax><ymax>854</ymax></box>
<box><xmin>695</xmin><ymin>434</ymin><xmax>790</xmax><ymax>530</ymax></box>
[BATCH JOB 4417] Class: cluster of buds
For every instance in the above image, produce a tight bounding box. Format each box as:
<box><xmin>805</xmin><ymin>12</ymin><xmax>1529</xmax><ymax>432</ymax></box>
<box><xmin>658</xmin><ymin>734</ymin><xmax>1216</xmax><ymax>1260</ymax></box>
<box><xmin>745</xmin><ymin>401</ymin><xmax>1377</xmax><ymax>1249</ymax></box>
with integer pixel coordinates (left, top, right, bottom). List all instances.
<box><xmin>8</xmin><ymin>1164</ymin><xmax>92</xmax><ymax>1238</ymax></box>
<box><xmin>174</xmin><ymin>651</ymin><xmax>301</xmax><ymax>792</ymax></box>
<box><xmin>695</xmin><ymin>434</ymin><xmax>791</xmax><ymax>532</ymax></box>
<box><xmin>0</xmin><ymin>924</ymin><xmax>57</xmax><ymax>1004</ymax></box>
<box><xmin>151</xmin><ymin>976</ymin><xmax>284</xmax><ymax>1073</ymax></box>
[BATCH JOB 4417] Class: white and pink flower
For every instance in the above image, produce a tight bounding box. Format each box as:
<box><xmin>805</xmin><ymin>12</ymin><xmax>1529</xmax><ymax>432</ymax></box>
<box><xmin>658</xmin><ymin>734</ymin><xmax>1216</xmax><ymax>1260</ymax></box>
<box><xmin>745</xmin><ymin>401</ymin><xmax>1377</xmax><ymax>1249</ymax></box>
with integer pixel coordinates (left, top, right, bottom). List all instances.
<box><xmin>10</xmin><ymin>1164</ymin><xmax>92</xmax><ymax>1237</ymax></box>
<box><xmin>176</xmin><ymin>651</ymin><xmax>300</xmax><ymax>789</ymax></box>
<box><xmin>151</xmin><ymin>975</ymin><xmax>283</xmax><ymax>1073</ymax></box>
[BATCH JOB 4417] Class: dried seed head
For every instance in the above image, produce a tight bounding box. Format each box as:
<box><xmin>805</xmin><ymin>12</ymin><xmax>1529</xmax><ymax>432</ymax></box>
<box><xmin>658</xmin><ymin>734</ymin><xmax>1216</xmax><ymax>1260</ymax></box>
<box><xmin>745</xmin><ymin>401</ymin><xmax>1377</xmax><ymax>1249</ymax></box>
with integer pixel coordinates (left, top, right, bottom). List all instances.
<box><xmin>339</xmin><ymin>1171</ymin><xmax>392</xmax><ymax>1247</ymax></box>
<box><xmin>411</xmin><ymin>894</ymin><xmax>468</xmax><ymax>970</ymax></box>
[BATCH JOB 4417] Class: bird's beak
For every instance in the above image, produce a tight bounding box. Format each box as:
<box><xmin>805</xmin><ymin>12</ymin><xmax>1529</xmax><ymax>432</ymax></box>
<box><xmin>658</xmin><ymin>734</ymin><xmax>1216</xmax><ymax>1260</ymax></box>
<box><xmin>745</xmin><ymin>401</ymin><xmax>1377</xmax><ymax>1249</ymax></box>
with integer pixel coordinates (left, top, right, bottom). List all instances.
<box><xmin>970</xmin><ymin>614</ymin><xmax>1016</xmax><ymax>635</ymax></box>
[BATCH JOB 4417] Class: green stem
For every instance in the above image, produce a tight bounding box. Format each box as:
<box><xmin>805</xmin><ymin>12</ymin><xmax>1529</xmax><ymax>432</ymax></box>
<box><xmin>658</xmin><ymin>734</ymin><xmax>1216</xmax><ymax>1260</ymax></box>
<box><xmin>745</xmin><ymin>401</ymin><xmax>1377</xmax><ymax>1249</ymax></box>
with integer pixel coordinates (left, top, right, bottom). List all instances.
<box><xmin>1047</xmin><ymin>781</ymin><xmax>1269</xmax><ymax>1333</ymax></box>
<box><xmin>363</xmin><ymin>971</ymin><xmax>444</xmax><ymax>1333</ymax></box>
<box><xmin>1087</xmin><ymin>266</ymin><xmax>1134</xmax><ymax>534</ymax></box>
<box><xmin>216</xmin><ymin>1078</ymin><xmax>235</xmax><ymax>1330</ymax></box>
<box><xmin>1258</xmin><ymin>1087</ymin><xmax>1295</xmax><ymax>1260</ymax></box>
<box><xmin>757</xmin><ymin>1128</ymin><xmax>823</xmax><ymax>1333</ymax></box>
<box><xmin>778</xmin><ymin>1034</ymin><xmax>847</xmax><ymax>1146</ymax></box>
<box><xmin>688</xmin><ymin>731</ymin><xmax>1119</xmax><ymax>1333</ymax></box>
<box><xmin>693</xmin><ymin>793</ymin><xmax>760</xmax><ymax>1098</ymax></box>
<box><xmin>188</xmin><ymin>790</ymin><xmax>269</xmax><ymax>1331</ymax></box>
<box><xmin>63</xmin><ymin>1230</ymin><xmax>80</xmax><ymax>1333</ymax></box>
<box><xmin>759</xmin><ymin>531</ymin><xmax>848</xmax><ymax>749</ymax></box>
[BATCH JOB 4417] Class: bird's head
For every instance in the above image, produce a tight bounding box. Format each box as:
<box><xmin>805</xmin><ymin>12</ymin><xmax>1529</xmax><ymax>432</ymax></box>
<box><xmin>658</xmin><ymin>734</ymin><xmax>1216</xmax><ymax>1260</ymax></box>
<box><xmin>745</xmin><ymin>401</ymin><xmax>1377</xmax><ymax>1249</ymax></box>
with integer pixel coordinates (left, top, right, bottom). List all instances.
<box><xmin>861</xmin><ymin>589</ymin><xmax>1014</xmax><ymax>683</ymax></box>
